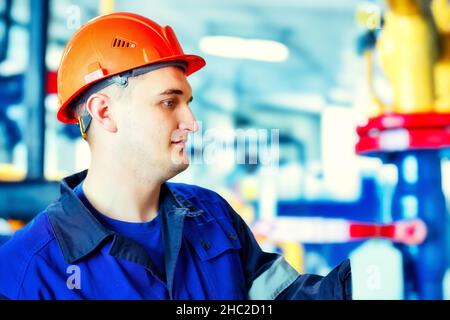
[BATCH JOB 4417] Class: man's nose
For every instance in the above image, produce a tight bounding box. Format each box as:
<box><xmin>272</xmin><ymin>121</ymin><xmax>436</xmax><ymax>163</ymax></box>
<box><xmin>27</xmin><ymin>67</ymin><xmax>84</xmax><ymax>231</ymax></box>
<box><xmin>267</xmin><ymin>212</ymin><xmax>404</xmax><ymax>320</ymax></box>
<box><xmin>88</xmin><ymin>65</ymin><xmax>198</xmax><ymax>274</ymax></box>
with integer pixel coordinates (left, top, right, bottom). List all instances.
<box><xmin>178</xmin><ymin>107</ymin><xmax>199</xmax><ymax>133</ymax></box>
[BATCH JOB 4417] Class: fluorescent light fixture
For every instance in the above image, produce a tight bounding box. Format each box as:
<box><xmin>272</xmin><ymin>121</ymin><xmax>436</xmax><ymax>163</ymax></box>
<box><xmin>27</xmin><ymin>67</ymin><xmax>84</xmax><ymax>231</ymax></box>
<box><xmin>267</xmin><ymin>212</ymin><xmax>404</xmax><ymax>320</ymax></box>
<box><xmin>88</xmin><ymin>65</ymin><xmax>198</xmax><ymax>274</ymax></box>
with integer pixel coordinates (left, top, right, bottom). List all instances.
<box><xmin>199</xmin><ymin>36</ymin><xmax>289</xmax><ymax>62</ymax></box>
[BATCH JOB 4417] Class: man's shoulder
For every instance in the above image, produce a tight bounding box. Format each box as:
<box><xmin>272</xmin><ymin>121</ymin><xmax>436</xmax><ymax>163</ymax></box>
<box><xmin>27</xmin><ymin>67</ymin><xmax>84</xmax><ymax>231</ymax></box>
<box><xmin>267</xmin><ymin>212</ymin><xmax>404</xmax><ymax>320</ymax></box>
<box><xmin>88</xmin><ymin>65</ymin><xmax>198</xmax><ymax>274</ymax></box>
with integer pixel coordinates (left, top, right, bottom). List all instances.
<box><xmin>0</xmin><ymin>212</ymin><xmax>55</xmax><ymax>254</ymax></box>
<box><xmin>0</xmin><ymin>211</ymin><xmax>57</xmax><ymax>298</ymax></box>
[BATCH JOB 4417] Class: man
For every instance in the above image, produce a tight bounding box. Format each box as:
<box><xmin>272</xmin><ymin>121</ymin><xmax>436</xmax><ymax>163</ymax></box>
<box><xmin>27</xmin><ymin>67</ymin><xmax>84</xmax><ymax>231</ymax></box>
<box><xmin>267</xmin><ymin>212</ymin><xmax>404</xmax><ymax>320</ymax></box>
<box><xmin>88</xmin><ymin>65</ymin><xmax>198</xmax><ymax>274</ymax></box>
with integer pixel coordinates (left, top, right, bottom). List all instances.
<box><xmin>0</xmin><ymin>12</ymin><xmax>351</xmax><ymax>300</ymax></box>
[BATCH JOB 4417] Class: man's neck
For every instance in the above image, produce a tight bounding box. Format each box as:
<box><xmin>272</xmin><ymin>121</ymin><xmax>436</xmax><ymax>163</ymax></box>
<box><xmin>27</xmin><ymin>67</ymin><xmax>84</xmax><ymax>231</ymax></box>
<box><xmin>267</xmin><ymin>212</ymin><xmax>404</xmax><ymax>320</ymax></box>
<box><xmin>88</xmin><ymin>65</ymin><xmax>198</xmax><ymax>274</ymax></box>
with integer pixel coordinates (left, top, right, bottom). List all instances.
<box><xmin>82</xmin><ymin>166</ymin><xmax>162</xmax><ymax>223</ymax></box>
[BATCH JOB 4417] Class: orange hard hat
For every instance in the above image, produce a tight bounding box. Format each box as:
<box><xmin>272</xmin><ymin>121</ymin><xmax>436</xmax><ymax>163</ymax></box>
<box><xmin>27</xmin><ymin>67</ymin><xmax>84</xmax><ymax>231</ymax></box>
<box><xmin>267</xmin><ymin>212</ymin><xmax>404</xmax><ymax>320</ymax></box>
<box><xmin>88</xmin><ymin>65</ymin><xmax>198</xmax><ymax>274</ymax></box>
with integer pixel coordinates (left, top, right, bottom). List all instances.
<box><xmin>57</xmin><ymin>12</ymin><xmax>206</xmax><ymax>124</ymax></box>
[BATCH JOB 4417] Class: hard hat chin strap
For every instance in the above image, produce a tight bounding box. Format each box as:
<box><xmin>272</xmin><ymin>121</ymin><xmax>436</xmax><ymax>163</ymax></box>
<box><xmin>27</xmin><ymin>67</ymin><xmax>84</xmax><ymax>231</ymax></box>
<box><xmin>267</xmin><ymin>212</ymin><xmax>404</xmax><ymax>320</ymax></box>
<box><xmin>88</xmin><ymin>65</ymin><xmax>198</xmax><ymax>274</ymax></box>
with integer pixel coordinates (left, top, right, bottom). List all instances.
<box><xmin>75</xmin><ymin>60</ymin><xmax>188</xmax><ymax>139</ymax></box>
<box><xmin>78</xmin><ymin>114</ymin><xmax>92</xmax><ymax>140</ymax></box>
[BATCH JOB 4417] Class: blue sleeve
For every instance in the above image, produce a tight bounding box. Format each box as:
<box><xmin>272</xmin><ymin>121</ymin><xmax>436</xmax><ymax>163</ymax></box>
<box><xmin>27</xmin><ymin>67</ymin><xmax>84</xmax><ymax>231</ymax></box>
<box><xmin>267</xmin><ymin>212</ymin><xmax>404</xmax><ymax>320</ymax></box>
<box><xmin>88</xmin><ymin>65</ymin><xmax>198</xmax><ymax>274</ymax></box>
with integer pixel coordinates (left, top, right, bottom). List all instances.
<box><xmin>275</xmin><ymin>259</ymin><xmax>352</xmax><ymax>300</ymax></box>
<box><xmin>224</xmin><ymin>200</ymin><xmax>352</xmax><ymax>300</ymax></box>
<box><xmin>222</xmin><ymin>201</ymin><xmax>298</xmax><ymax>299</ymax></box>
<box><xmin>227</xmin><ymin>207</ymin><xmax>279</xmax><ymax>280</ymax></box>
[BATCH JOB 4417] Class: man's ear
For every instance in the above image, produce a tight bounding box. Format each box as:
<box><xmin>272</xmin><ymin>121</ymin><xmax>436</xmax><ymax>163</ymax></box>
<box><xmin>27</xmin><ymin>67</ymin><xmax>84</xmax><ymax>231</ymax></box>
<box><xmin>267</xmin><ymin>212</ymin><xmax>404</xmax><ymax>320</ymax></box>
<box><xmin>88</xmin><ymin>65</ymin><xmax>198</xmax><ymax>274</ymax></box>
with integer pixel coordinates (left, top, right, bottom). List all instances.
<box><xmin>85</xmin><ymin>92</ymin><xmax>117</xmax><ymax>133</ymax></box>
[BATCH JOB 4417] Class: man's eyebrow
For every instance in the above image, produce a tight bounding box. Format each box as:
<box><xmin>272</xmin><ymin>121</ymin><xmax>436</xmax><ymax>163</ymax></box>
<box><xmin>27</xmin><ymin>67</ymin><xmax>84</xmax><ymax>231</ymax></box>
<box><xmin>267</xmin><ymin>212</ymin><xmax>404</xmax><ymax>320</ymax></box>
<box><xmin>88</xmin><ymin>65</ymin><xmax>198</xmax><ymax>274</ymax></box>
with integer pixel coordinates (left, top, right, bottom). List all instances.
<box><xmin>159</xmin><ymin>89</ymin><xmax>184</xmax><ymax>96</ymax></box>
<box><xmin>158</xmin><ymin>89</ymin><xmax>193</xmax><ymax>102</ymax></box>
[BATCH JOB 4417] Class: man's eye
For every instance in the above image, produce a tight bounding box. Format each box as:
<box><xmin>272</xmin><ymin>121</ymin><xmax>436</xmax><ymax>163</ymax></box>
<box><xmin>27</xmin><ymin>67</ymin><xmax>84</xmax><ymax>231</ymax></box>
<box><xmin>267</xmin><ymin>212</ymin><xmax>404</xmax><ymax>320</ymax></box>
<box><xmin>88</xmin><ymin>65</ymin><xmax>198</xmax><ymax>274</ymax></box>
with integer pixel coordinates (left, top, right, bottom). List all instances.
<box><xmin>162</xmin><ymin>99</ymin><xmax>175</xmax><ymax>108</ymax></box>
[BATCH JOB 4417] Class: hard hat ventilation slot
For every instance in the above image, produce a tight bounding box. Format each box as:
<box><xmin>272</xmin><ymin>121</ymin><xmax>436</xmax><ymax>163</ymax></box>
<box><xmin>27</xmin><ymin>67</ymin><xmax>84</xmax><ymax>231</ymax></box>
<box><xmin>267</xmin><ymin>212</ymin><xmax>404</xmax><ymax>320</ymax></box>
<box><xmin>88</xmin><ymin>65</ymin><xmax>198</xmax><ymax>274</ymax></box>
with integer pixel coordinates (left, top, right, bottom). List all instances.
<box><xmin>112</xmin><ymin>38</ymin><xmax>135</xmax><ymax>48</ymax></box>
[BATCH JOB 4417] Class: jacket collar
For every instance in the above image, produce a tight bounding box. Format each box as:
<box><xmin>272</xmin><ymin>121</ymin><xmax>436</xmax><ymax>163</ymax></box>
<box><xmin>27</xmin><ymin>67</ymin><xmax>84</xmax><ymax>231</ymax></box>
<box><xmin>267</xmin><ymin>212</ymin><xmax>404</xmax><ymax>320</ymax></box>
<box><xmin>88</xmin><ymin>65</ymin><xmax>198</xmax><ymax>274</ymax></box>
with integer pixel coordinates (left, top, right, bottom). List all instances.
<box><xmin>46</xmin><ymin>169</ymin><xmax>202</xmax><ymax>267</ymax></box>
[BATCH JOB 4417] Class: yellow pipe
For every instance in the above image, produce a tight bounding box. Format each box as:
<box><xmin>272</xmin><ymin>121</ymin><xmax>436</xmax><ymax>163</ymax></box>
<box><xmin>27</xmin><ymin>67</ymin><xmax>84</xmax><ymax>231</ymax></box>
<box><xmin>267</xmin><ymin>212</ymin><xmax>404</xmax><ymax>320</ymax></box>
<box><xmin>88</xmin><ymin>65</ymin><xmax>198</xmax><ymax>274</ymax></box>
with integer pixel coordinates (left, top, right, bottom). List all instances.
<box><xmin>432</xmin><ymin>0</ymin><xmax>450</xmax><ymax>113</ymax></box>
<box><xmin>431</xmin><ymin>0</ymin><xmax>450</xmax><ymax>33</ymax></box>
<box><xmin>99</xmin><ymin>0</ymin><xmax>115</xmax><ymax>15</ymax></box>
<box><xmin>387</xmin><ymin>0</ymin><xmax>421</xmax><ymax>14</ymax></box>
<box><xmin>377</xmin><ymin>0</ymin><xmax>438</xmax><ymax>114</ymax></box>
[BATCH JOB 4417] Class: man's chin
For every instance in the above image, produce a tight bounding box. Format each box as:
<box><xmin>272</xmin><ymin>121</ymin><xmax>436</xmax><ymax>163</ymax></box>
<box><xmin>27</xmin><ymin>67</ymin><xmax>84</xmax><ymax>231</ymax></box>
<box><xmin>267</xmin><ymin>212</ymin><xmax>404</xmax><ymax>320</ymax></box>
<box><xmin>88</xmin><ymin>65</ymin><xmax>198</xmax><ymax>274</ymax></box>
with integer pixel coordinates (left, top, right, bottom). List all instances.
<box><xmin>169</xmin><ymin>154</ymin><xmax>190</xmax><ymax>173</ymax></box>
<box><xmin>174</xmin><ymin>161</ymin><xmax>189</xmax><ymax>172</ymax></box>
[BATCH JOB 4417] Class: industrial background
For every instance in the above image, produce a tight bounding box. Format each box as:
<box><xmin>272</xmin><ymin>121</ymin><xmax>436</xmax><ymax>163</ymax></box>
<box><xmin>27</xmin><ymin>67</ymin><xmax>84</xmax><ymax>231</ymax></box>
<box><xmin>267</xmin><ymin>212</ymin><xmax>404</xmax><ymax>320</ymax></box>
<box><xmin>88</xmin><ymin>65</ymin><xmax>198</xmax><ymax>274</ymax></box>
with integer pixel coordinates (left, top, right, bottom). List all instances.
<box><xmin>1</xmin><ymin>0</ymin><xmax>450</xmax><ymax>299</ymax></box>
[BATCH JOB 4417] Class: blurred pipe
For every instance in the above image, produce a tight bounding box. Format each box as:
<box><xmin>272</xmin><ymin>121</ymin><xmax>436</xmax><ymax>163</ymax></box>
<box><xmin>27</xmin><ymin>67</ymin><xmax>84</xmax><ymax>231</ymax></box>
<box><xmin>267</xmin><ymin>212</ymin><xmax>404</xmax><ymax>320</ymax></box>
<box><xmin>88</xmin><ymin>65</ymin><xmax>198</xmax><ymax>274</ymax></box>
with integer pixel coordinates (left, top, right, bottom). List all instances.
<box><xmin>364</xmin><ymin>49</ymin><xmax>386</xmax><ymax>116</ymax></box>
<box><xmin>0</xmin><ymin>0</ymin><xmax>13</xmax><ymax>62</ymax></box>
<box><xmin>432</xmin><ymin>0</ymin><xmax>450</xmax><ymax>113</ymax></box>
<box><xmin>378</xmin><ymin>0</ymin><xmax>437</xmax><ymax>114</ymax></box>
<box><xmin>252</xmin><ymin>217</ymin><xmax>427</xmax><ymax>245</ymax></box>
<box><xmin>391</xmin><ymin>150</ymin><xmax>447</xmax><ymax>299</ymax></box>
<box><xmin>0</xmin><ymin>181</ymin><xmax>59</xmax><ymax>220</ymax></box>
<box><xmin>99</xmin><ymin>0</ymin><xmax>115</xmax><ymax>15</ymax></box>
<box><xmin>387</xmin><ymin>0</ymin><xmax>421</xmax><ymax>14</ymax></box>
<box><xmin>24</xmin><ymin>0</ymin><xmax>49</xmax><ymax>180</ymax></box>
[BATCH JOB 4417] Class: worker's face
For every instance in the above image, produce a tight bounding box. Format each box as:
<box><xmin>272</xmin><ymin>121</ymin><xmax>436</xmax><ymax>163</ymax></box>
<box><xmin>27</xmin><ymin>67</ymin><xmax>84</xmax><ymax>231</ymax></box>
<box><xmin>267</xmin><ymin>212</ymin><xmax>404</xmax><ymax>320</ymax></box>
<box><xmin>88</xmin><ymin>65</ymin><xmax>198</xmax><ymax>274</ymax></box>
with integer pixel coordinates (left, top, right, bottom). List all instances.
<box><xmin>114</xmin><ymin>66</ymin><xmax>198</xmax><ymax>182</ymax></box>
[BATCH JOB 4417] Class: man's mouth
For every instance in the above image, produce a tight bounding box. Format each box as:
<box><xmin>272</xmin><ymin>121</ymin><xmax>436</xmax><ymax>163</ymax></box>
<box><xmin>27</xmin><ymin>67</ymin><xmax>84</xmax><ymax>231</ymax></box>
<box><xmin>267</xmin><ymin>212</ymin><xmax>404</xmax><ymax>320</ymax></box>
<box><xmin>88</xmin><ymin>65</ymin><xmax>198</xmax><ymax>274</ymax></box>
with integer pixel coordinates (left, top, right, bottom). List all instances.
<box><xmin>171</xmin><ymin>138</ymin><xmax>187</xmax><ymax>149</ymax></box>
<box><xmin>171</xmin><ymin>130</ymin><xmax>188</xmax><ymax>150</ymax></box>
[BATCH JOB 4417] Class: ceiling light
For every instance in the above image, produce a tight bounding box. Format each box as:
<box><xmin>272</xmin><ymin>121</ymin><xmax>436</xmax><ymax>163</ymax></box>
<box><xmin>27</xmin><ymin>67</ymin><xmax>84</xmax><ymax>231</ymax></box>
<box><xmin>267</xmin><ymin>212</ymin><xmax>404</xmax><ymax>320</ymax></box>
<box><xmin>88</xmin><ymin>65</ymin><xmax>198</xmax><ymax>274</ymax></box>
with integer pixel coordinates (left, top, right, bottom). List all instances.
<box><xmin>199</xmin><ymin>36</ymin><xmax>289</xmax><ymax>62</ymax></box>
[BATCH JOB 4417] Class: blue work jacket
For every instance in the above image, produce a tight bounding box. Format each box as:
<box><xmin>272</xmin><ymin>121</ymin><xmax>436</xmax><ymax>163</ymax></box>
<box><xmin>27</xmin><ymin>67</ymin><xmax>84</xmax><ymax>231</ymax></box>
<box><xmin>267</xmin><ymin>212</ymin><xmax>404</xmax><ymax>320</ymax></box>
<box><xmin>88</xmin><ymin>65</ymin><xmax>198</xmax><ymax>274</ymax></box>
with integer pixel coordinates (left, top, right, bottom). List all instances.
<box><xmin>0</xmin><ymin>170</ymin><xmax>352</xmax><ymax>299</ymax></box>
